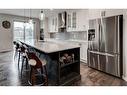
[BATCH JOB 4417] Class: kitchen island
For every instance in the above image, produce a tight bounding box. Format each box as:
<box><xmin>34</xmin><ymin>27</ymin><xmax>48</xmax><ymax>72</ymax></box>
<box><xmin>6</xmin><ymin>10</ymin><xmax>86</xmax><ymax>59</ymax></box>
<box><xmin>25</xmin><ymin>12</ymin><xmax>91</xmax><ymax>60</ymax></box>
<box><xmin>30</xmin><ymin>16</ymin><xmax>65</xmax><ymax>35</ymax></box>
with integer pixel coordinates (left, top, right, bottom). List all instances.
<box><xmin>19</xmin><ymin>39</ymin><xmax>81</xmax><ymax>85</ymax></box>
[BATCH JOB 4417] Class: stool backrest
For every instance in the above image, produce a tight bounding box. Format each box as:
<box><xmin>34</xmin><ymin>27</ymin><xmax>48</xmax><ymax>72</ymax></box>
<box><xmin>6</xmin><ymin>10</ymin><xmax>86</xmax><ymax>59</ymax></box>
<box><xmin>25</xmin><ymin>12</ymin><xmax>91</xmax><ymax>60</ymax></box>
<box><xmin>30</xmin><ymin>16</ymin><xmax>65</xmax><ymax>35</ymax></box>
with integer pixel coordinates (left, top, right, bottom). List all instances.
<box><xmin>15</xmin><ymin>42</ymin><xmax>20</xmax><ymax>50</ymax></box>
<box><xmin>20</xmin><ymin>45</ymin><xmax>26</xmax><ymax>53</ymax></box>
<box><xmin>27</xmin><ymin>52</ymin><xmax>42</xmax><ymax>68</ymax></box>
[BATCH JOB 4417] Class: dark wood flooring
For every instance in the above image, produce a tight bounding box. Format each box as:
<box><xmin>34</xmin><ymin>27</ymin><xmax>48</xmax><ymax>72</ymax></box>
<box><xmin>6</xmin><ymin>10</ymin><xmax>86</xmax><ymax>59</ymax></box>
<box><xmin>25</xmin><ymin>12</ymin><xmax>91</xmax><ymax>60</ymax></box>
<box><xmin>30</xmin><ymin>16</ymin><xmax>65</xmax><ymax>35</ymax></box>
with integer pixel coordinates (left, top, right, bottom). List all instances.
<box><xmin>0</xmin><ymin>51</ymin><xmax>127</xmax><ymax>86</ymax></box>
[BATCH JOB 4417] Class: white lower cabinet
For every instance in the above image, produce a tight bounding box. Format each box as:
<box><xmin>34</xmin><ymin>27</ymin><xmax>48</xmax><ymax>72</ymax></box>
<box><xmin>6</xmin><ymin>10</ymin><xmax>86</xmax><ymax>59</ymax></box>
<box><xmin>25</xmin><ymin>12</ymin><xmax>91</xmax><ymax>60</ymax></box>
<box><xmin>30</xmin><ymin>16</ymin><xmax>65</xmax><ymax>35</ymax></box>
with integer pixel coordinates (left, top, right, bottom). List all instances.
<box><xmin>79</xmin><ymin>43</ymin><xmax>88</xmax><ymax>63</ymax></box>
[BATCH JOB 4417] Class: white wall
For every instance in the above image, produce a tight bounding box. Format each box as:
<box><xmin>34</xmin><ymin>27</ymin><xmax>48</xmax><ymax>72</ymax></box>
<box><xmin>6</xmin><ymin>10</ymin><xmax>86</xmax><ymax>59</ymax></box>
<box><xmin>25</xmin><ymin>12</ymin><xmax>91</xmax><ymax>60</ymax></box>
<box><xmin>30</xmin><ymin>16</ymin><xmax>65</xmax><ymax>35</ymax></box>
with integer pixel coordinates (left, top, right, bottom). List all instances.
<box><xmin>113</xmin><ymin>10</ymin><xmax>127</xmax><ymax>81</ymax></box>
<box><xmin>122</xmin><ymin>10</ymin><xmax>127</xmax><ymax>81</ymax></box>
<box><xmin>0</xmin><ymin>14</ymin><xmax>13</xmax><ymax>52</ymax></box>
<box><xmin>0</xmin><ymin>13</ymin><xmax>40</xmax><ymax>52</ymax></box>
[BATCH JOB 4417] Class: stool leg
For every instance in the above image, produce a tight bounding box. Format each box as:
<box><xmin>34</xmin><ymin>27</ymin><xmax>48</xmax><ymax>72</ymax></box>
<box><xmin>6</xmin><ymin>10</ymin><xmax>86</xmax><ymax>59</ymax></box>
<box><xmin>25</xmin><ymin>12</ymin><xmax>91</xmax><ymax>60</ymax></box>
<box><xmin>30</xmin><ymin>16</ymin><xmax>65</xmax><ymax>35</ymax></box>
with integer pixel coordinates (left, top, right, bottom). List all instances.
<box><xmin>31</xmin><ymin>68</ymin><xmax>36</xmax><ymax>86</ymax></box>
<box><xmin>25</xmin><ymin>57</ymin><xmax>28</xmax><ymax>69</ymax></box>
<box><xmin>29</xmin><ymin>67</ymin><xmax>35</xmax><ymax>86</ymax></box>
<box><xmin>21</xmin><ymin>57</ymin><xmax>24</xmax><ymax>78</ymax></box>
<box><xmin>29</xmin><ymin>67</ymin><xmax>32</xmax><ymax>85</ymax></box>
<box><xmin>18</xmin><ymin>52</ymin><xmax>20</xmax><ymax>69</ymax></box>
<box><xmin>14</xmin><ymin>50</ymin><xmax>17</xmax><ymax>60</ymax></box>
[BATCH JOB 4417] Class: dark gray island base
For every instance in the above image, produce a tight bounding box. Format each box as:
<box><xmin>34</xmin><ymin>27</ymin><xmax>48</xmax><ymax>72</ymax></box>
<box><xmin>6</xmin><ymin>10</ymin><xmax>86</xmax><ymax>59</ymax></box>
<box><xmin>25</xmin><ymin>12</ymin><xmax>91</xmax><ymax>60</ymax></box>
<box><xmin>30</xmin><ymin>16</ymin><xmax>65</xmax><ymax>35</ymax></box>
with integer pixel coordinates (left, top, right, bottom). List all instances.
<box><xmin>20</xmin><ymin>40</ymin><xmax>81</xmax><ymax>86</ymax></box>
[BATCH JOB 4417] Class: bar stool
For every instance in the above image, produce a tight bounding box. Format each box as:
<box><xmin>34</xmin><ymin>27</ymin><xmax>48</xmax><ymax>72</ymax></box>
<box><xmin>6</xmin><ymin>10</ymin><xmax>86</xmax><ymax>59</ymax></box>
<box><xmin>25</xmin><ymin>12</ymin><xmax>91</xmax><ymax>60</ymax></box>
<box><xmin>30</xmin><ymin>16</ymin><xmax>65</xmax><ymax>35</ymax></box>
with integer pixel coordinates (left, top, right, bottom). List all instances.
<box><xmin>27</xmin><ymin>52</ymin><xmax>48</xmax><ymax>86</ymax></box>
<box><xmin>13</xmin><ymin>41</ymin><xmax>23</xmax><ymax>69</ymax></box>
<box><xmin>13</xmin><ymin>41</ymin><xmax>20</xmax><ymax>60</ymax></box>
<box><xmin>20</xmin><ymin>44</ymin><xmax>29</xmax><ymax>78</ymax></box>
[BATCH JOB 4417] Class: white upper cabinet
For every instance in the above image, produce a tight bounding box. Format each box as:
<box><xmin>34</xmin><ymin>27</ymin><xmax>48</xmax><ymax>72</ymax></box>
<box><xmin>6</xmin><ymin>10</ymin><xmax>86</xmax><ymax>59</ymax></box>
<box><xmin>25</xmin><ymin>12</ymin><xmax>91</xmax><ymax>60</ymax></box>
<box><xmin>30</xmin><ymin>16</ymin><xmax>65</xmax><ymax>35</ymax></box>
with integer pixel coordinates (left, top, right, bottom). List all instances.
<box><xmin>66</xmin><ymin>11</ymin><xmax>73</xmax><ymax>31</ymax></box>
<box><xmin>48</xmin><ymin>14</ymin><xmax>58</xmax><ymax>33</ymax></box>
<box><xmin>103</xmin><ymin>9</ymin><xmax>124</xmax><ymax>17</ymax></box>
<box><xmin>88</xmin><ymin>9</ymin><xmax>124</xmax><ymax>20</ymax></box>
<box><xmin>67</xmin><ymin>9</ymin><xmax>89</xmax><ymax>32</ymax></box>
<box><xmin>76</xmin><ymin>10</ymin><xmax>89</xmax><ymax>31</ymax></box>
<box><xmin>88</xmin><ymin>9</ymin><xmax>102</xmax><ymax>19</ymax></box>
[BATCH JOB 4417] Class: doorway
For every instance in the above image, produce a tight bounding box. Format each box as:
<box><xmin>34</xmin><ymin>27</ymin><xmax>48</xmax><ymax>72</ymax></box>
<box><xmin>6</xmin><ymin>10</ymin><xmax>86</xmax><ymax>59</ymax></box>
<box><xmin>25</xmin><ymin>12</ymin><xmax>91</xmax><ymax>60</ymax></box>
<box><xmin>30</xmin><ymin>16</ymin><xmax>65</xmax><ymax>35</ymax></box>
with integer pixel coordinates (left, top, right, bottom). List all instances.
<box><xmin>13</xmin><ymin>21</ymin><xmax>34</xmax><ymax>41</ymax></box>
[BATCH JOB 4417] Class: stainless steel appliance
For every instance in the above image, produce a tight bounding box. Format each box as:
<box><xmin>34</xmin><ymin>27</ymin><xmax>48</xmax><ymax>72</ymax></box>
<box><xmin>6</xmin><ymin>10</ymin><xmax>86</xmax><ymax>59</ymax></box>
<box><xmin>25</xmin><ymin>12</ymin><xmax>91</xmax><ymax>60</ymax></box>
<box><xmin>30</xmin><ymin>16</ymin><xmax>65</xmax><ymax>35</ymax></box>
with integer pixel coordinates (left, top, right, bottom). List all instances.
<box><xmin>58</xmin><ymin>12</ymin><xmax>67</xmax><ymax>32</ymax></box>
<box><xmin>87</xmin><ymin>15</ymin><xmax>123</xmax><ymax>77</ymax></box>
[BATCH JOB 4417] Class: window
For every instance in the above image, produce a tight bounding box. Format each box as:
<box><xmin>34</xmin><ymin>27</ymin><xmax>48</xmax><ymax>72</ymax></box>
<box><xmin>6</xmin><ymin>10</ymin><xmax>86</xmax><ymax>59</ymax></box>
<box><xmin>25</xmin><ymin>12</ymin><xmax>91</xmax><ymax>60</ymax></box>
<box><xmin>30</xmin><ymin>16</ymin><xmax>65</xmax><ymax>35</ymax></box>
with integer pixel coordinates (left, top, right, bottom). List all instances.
<box><xmin>13</xmin><ymin>21</ymin><xmax>34</xmax><ymax>41</ymax></box>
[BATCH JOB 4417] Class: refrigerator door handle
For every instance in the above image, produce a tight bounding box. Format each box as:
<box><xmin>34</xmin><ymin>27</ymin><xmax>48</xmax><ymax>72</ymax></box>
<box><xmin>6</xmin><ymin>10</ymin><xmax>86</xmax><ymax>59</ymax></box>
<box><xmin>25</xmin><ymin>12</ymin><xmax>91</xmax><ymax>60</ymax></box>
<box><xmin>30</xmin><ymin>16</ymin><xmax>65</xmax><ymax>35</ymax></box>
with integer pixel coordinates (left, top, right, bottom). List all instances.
<box><xmin>89</xmin><ymin>51</ymin><xmax>115</xmax><ymax>57</ymax></box>
<box><xmin>98</xmin><ymin>22</ymin><xmax>101</xmax><ymax>51</ymax></box>
<box><xmin>117</xmin><ymin>16</ymin><xmax>120</xmax><ymax>77</ymax></box>
<box><xmin>99</xmin><ymin>24</ymin><xmax>102</xmax><ymax>49</ymax></box>
<box><xmin>117</xmin><ymin>16</ymin><xmax>120</xmax><ymax>54</ymax></box>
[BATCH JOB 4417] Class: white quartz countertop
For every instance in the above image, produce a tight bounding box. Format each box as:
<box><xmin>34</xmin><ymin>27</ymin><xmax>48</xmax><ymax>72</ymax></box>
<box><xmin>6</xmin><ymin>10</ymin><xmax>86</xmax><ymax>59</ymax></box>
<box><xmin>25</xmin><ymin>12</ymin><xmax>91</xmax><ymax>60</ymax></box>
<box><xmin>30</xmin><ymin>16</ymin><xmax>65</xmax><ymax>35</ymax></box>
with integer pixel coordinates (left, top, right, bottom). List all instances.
<box><xmin>20</xmin><ymin>39</ymin><xmax>80</xmax><ymax>53</ymax></box>
<box><xmin>44</xmin><ymin>38</ymin><xmax>88</xmax><ymax>43</ymax></box>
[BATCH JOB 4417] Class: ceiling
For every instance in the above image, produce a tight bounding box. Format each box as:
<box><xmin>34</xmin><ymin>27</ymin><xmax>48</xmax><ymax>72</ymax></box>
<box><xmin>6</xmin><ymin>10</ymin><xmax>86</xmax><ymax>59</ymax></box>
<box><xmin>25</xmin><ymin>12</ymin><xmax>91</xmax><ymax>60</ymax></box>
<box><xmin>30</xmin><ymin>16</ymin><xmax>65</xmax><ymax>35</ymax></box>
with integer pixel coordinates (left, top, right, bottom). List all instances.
<box><xmin>0</xmin><ymin>9</ymin><xmax>82</xmax><ymax>19</ymax></box>
<box><xmin>0</xmin><ymin>9</ymin><xmax>41</xmax><ymax>19</ymax></box>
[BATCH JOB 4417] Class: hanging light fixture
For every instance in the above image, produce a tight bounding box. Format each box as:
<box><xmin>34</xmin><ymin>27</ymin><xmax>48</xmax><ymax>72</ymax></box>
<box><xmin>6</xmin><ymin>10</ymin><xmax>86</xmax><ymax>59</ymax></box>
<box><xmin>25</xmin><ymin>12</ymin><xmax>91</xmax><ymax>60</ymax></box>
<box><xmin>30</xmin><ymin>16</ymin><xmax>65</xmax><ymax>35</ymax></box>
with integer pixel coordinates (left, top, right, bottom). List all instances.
<box><xmin>23</xmin><ymin>9</ymin><xmax>26</xmax><ymax>27</ymax></box>
<box><xmin>40</xmin><ymin>10</ymin><xmax>44</xmax><ymax>20</ymax></box>
<box><xmin>29</xmin><ymin>9</ymin><xmax>33</xmax><ymax>24</ymax></box>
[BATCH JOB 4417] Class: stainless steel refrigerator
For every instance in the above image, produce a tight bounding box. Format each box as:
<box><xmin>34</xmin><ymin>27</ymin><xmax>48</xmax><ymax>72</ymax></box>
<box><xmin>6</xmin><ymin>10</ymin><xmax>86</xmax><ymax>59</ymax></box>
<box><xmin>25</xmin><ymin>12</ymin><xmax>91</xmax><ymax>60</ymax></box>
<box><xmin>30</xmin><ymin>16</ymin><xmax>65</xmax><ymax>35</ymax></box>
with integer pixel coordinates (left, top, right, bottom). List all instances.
<box><xmin>87</xmin><ymin>15</ymin><xmax>123</xmax><ymax>77</ymax></box>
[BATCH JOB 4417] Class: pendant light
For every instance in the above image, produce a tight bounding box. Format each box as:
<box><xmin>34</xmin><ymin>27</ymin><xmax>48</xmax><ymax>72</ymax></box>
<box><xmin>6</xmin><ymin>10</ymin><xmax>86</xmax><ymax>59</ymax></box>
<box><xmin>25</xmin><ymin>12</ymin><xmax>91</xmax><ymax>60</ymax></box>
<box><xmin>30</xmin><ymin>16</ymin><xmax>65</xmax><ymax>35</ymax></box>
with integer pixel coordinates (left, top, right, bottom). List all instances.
<box><xmin>40</xmin><ymin>10</ymin><xmax>44</xmax><ymax>20</ymax></box>
<box><xmin>23</xmin><ymin>9</ymin><xmax>26</xmax><ymax>27</ymax></box>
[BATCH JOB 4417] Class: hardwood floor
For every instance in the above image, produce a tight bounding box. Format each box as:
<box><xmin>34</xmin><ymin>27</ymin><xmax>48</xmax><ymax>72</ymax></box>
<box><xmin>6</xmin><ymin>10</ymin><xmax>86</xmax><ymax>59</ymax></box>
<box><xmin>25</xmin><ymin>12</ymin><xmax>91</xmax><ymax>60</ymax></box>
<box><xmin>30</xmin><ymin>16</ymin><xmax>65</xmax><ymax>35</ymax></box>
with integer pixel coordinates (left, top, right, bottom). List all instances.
<box><xmin>75</xmin><ymin>63</ymin><xmax>127</xmax><ymax>86</ymax></box>
<box><xmin>0</xmin><ymin>51</ymin><xmax>127</xmax><ymax>86</ymax></box>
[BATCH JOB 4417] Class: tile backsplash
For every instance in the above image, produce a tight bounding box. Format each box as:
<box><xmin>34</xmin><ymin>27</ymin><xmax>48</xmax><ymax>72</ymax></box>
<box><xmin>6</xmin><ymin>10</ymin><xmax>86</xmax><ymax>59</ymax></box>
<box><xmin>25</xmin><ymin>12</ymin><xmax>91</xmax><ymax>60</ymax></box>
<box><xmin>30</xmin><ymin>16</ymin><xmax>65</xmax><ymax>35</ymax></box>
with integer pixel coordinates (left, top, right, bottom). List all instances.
<box><xmin>50</xmin><ymin>31</ymin><xmax>87</xmax><ymax>40</ymax></box>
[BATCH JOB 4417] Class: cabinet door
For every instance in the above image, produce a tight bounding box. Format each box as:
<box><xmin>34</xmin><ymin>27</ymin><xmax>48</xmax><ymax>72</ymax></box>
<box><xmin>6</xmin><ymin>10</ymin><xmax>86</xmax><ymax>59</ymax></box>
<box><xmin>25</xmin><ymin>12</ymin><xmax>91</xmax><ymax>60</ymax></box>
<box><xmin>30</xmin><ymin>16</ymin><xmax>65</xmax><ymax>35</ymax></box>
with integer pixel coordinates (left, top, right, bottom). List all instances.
<box><xmin>54</xmin><ymin>17</ymin><xmax>58</xmax><ymax>32</ymax></box>
<box><xmin>49</xmin><ymin>14</ymin><xmax>58</xmax><ymax>33</ymax></box>
<box><xmin>76</xmin><ymin>10</ymin><xmax>89</xmax><ymax>31</ymax></box>
<box><xmin>103</xmin><ymin>9</ymin><xmax>124</xmax><ymax>17</ymax></box>
<box><xmin>88</xmin><ymin>9</ymin><xmax>102</xmax><ymax>19</ymax></box>
<box><xmin>80</xmin><ymin>44</ymin><xmax>83</xmax><ymax>60</ymax></box>
<box><xmin>67</xmin><ymin>11</ymin><xmax>77</xmax><ymax>32</ymax></box>
<box><xmin>67</xmin><ymin>10</ymin><xmax>89</xmax><ymax>32</ymax></box>
<box><xmin>80</xmin><ymin>43</ymin><xmax>88</xmax><ymax>63</ymax></box>
<box><xmin>49</xmin><ymin>17</ymin><xmax>53</xmax><ymax>33</ymax></box>
<box><xmin>72</xmin><ymin>12</ymin><xmax>77</xmax><ymax>30</ymax></box>
<box><xmin>67</xmin><ymin>13</ymin><xmax>72</xmax><ymax>31</ymax></box>
<box><xmin>83</xmin><ymin>43</ymin><xmax>88</xmax><ymax>62</ymax></box>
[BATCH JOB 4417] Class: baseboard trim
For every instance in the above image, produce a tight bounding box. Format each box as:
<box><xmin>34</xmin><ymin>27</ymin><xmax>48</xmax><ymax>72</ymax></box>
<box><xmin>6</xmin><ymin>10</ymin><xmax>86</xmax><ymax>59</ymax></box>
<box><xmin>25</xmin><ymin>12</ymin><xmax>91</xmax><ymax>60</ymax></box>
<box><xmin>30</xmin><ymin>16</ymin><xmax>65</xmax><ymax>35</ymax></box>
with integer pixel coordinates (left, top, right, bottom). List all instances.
<box><xmin>80</xmin><ymin>59</ymin><xmax>87</xmax><ymax>63</ymax></box>
<box><xmin>122</xmin><ymin>76</ymin><xmax>127</xmax><ymax>81</ymax></box>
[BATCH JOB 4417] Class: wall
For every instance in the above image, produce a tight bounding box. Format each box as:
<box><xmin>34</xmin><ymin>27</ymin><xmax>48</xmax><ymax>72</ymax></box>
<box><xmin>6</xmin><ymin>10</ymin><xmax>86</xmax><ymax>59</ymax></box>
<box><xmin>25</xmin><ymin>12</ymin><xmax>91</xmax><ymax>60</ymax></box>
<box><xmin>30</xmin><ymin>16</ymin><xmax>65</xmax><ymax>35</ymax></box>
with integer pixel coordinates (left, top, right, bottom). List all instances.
<box><xmin>122</xmin><ymin>10</ymin><xmax>127</xmax><ymax>81</ymax></box>
<box><xmin>50</xmin><ymin>31</ymin><xmax>87</xmax><ymax>40</ymax></box>
<box><xmin>110</xmin><ymin>10</ymin><xmax>127</xmax><ymax>81</ymax></box>
<box><xmin>0</xmin><ymin>13</ymin><xmax>40</xmax><ymax>52</ymax></box>
<box><xmin>0</xmin><ymin>14</ymin><xmax>13</xmax><ymax>52</ymax></box>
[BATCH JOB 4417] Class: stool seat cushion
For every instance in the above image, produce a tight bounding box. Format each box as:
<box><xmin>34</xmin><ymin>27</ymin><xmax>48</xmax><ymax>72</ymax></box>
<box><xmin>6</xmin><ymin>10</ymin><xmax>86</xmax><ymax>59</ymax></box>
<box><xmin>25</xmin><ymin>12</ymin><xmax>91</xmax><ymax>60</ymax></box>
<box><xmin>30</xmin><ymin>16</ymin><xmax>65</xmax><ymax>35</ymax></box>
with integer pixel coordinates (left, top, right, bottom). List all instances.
<box><xmin>27</xmin><ymin>53</ymin><xmax>45</xmax><ymax>68</ymax></box>
<box><xmin>29</xmin><ymin>59</ymin><xmax>37</xmax><ymax>66</ymax></box>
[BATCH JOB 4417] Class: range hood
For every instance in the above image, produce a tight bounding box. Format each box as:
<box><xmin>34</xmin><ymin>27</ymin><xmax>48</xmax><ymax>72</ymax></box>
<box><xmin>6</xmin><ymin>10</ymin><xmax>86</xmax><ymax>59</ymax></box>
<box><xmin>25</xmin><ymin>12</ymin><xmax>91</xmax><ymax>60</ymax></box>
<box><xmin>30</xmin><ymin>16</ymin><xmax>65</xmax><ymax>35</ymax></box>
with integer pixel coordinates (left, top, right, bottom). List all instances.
<box><xmin>58</xmin><ymin>11</ymin><xmax>67</xmax><ymax>32</ymax></box>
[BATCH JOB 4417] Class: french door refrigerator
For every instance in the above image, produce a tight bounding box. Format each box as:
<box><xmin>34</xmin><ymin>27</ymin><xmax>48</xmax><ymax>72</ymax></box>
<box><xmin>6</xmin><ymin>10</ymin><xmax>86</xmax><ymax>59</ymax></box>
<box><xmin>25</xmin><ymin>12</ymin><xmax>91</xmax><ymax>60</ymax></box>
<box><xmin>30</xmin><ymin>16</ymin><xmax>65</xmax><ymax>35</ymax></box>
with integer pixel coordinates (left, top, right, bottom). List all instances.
<box><xmin>87</xmin><ymin>15</ymin><xmax>123</xmax><ymax>77</ymax></box>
